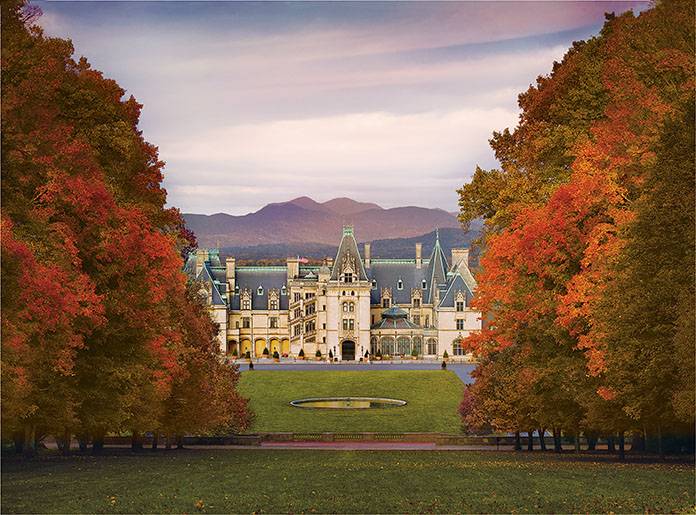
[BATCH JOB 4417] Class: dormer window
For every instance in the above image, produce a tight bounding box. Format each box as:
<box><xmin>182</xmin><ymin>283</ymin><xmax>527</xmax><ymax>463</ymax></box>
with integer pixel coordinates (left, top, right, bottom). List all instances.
<box><xmin>371</xmin><ymin>279</ymin><xmax>377</xmax><ymax>290</ymax></box>
<box><xmin>281</xmin><ymin>285</ymin><xmax>287</xmax><ymax>295</ymax></box>
<box><xmin>421</xmin><ymin>280</ymin><xmax>427</xmax><ymax>289</ymax></box>
<box><xmin>397</xmin><ymin>279</ymin><xmax>403</xmax><ymax>290</ymax></box>
<box><xmin>342</xmin><ymin>272</ymin><xmax>354</xmax><ymax>283</ymax></box>
<box><xmin>234</xmin><ymin>285</ymin><xmax>240</xmax><ymax>295</ymax></box>
<box><xmin>257</xmin><ymin>286</ymin><xmax>264</xmax><ymax>296</ymax></box>
<box><xmin>242</xmin><ymin>299</ymin><xmax>250</xmax><ymax>310</ymax></box>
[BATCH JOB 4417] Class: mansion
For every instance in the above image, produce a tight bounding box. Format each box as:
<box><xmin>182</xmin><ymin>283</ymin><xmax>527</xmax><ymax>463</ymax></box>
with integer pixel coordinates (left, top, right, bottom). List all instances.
<box><xmin>185</xmin><ymin>226</ymin><xmax>481</xmax><ymax>360</ymax></box>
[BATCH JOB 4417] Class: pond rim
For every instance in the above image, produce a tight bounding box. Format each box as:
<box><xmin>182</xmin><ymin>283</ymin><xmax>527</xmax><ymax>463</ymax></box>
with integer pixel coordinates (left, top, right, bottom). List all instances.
<box><xmin>289</xmin><ymin>396</ymin><xmax>407</xmax><ymax>409</ymax></box>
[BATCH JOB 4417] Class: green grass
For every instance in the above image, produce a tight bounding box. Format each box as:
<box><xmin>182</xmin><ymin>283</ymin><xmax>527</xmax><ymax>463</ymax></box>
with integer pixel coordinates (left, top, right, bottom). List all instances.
<box><xmin>2</xmin><ymin>450</ymin><xmax>693</xmax><ymax>513</ymax></box>
<box><xmin>238</xmin><ymin>370</ymin><xmax>463</xmax><ymax>433</ymax></box>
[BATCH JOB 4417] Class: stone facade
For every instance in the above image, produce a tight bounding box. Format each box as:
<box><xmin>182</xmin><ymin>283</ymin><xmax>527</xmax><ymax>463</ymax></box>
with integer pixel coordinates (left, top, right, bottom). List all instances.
<box><xmin>185</xmin><ymin>226</ymin><xmax>481</xmax><ymax>360</ymax></box>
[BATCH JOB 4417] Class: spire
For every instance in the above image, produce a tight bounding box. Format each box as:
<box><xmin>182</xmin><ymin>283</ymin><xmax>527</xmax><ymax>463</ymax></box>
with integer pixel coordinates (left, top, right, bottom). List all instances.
<box><xmin>425</xmin><ymin>229</ymin><xmax>448</xmax><ymax>302</ymax></box>
<box><xmin>330</xmin><ymin>225</ymin><xmax>368</xmax><ymax>282</ymax></box>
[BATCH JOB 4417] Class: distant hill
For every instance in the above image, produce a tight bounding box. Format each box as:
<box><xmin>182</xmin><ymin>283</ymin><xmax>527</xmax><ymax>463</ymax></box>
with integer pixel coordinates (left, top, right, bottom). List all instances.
<box><xmin>183</xmin><ymin>196</ymin><xmax>461</xmax><ymax>247</ymax></box>
<box><xmin>219</xmin><ymin>225</ymin><xmax>482</xmax><ymax>267</ymax></box>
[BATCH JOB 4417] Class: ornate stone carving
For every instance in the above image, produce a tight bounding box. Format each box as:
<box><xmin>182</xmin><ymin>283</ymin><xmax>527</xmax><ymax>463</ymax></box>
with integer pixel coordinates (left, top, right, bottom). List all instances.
<box><xmin>342</xmin><ymin>253</ymin><xmax>356</xmax><ymax>274</ymax></box>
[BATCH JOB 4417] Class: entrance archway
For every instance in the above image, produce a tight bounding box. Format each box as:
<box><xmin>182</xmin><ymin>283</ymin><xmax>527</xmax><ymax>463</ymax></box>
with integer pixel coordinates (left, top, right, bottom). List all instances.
<box><xmin>341</xmin><ymin>340</ymin><xmax>356</xmax><ymax>361</ymax></box>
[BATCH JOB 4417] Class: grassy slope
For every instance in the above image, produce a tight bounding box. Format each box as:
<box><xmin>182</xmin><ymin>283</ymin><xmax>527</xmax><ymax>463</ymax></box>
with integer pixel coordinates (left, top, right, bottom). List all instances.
<box><xmin>237</xmin><ymin>370</ymin><xmax>463</xmax><ymax>433</ymax></box>
<box><xmin>2</xmin><ymin>450</ymin><xmax>693</xmax><ymax>514</ymax></box>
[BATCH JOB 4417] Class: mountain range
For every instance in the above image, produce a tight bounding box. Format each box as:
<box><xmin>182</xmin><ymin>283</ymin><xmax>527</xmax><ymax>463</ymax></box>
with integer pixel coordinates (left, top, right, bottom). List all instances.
<box><xmin>183</xmin><ymin>196</ymin><xmax>462</xmax><ymax>248</ymax></box>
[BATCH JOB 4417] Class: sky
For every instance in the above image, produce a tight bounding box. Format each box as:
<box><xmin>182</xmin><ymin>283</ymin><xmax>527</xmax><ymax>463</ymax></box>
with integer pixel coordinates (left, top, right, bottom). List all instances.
<box><xmin>36</xmin><ymin>1</ymin><xmax>647</xmax><ymax>215</ymax></box>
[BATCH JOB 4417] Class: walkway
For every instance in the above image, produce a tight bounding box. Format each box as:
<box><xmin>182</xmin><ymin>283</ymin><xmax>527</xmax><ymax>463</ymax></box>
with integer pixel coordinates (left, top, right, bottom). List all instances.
<box><xmin>237</xmin><ymin>361</ymin><xmax>476</xmax><ymax>384</ymax></box>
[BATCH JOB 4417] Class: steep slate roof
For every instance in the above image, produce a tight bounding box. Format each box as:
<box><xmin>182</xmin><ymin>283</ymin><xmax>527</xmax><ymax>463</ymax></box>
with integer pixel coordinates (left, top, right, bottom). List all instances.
<box><xmin>425</xmin><ymin>231</ymin><xmax>449</xmax><ymax>303</ymax></box>
<box><xmin>367</xmin><ymin>261</ymin><xmax>428</xmax><ymax>304</ymax></box>
<box><xmin>438</xmin><ymin>272</ymin><xmax>474</xmax><ymax>307</ymax></box>
<box><xmin>195</xmin><ymin>262</ymin><xmax>227</xmax><ymax>306</ymax></box>
<box><xmin>229</xmin><ymin>267</ymin><xmax>289</xmax><ymax>310</ymax></box>
<box><xmin>330</xmin><ymin>226</ymin><xmax>368</xmax><ymax>281</ymax></box>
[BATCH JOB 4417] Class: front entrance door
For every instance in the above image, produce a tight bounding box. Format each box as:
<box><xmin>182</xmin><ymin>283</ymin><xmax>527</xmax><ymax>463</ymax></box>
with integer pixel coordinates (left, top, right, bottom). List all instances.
<box><xmin>341</xmin><ymin>340</ymin><xmax>356</xmax><ymax>361</ymax></box>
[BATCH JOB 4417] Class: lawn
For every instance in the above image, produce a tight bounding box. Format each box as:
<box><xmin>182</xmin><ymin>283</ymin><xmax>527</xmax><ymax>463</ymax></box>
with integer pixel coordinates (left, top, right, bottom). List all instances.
<box><xmin>2</xmin><ymin>450</ymin><xmax>693</xmax><ymax>513</ymax></box>
<box><xmin>237</xmin><ymin>370</ymin><xmax>463</xmax><ymax>433</ymax></box>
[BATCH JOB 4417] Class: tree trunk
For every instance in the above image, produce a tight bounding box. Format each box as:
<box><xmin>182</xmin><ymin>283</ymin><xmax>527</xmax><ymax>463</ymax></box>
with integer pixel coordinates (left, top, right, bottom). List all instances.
<box><xmin>176</xmin><ymin>434</ymin><xmax>184</xmax><ymax>449</ymax></box>
<box><xmin>23</xmin><ymin>424</ymin><xmax>36</xmax><ymax>456</ymax></box>
<box><xmin>657</xmin><ymin>422</ymin><xmax>664</xmax><ymax>459</ymax></box>
<box><xmin>13</xmin><ymin>431</ymin><xmax>24</xmax><ymax>454</ymax></box>
<box><xmin>165</xmin><ymin>433</ymin><xmax>172</xmax><ymax>450</ymax></box>
<box><xmin>630</xmin><ymin>430</ymin><xmax>646</xmax><ymax>452</ymax></box>
<box><xmin>607</xmin><ymin>436</ymin><xmax>615</xmax><ymax>453</ymax></box>
<box><xmin>552</xmin><ymin>427</ymin><xmax>562</xmax><ymax>453</ymax></box>
<box><xmin>587</xmin><ymin>434</ymin><xmax>597</xmax><ymax>451</ymax></box>
<box><xmin>60</xmin><ymin>429</ymin><xmax>71</xmax><ymax>456</ymax></box>
<box><xmin>131</xmin><ymin>431</ymin><xmax>143</xmax><ymax>451</ymax></box>
<box><xmin>527</xmin><ymin>430</ymin><xmax>534</xmax><ymax>451</ymax></box>
<box><xmin>92</xmin><ymin>433</ymin><xmax>104</xmax><ymax>454</ymax></box>
<box><xmin>618</xmin><ymin>431</ymin><xmax>625</xmax><ymax>461</ymax></box>
<box><xmin>574</xmin><ymin>432</ymin><xmax>580</xmax><ymax>453</ymax></box>
<box><xmin>514</xmin><ymin>431</ymin><xmax>522</xmax><ymax>451</ymax></box>
<box><xmin>152</xmin><ymin>433</ymin><xmax>159</xmax><ymax>450</ymax></box>
<box><xmin>538</xmin><ymin>429</ymin><xmax>546</xmax><ymax>451</ymax></box>
<box><xmin>78</xmin><ymin>434</ymin><xmax>88</xmax><ymax>453</ymax></box>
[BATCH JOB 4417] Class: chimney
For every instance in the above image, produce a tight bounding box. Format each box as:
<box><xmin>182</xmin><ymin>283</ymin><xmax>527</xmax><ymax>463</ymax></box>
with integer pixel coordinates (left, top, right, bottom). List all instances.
<box><xmin>287</xmin><ymin>257</ymin><xmax>300</xmax><ymax>281</ymax></box>
<box><xmin>195</xmin><ymin>248</ymin><xmax>209</xmax><ymax>276</ymax></box>
<box><xmin>226</xmin><ymin>257</ymin><xmax>236</xmax><ymax>293</ymax></box>
<box><xmin>364</xmin><ymin>243</ymin><xmax>371</xmax><ymax>268</ymax></box>
<box><xmin>451</xmin><ymin>248</ymin><xmax>470</xmax><ymax>274</ymax></box>
<box><xmin>415</xmin><ymin>243</ymin><xmax>422</xmax><ymax>269</ymax></box>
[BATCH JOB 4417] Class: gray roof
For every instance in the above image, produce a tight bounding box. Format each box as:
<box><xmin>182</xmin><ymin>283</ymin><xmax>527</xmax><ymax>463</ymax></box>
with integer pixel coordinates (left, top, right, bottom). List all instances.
<box><xmin>371</xmin><ymin>306</ymin><xmax>421</xmax><ymax>330</ymax></box>
<box><xmin>229</xmin><ymin>267</ymin><xmax>288</xmax><ymax>310</ymax></box>
<box><xmin>425</xmin><ymin>232</ymin><xmax>449</xmax><ymax>302</ymax></box>
<box><xmin>367</xmin><ymin>261</ymin><xmax>427</xmax><ymax>304</ymax></box>
<box><xmin>438</xmin><ymin>272</ymin><xmax>473</xmax><ymax>307</ymax></box>
<box><xmin>330</xmin><ymin>226</ymin><xmax>368</xmax><ymax>281</ymax></box>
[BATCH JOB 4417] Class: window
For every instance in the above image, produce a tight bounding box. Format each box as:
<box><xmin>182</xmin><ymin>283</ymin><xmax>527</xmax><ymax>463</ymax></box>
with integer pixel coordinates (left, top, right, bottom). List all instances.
<box><xmin>382</xmin><ymin>298</ymin><xmax>391</xmax><ymax>308</ymax></box>
<box><xmin>257</xmin><ymin>286</ymin><xmax>264</xmax><ymax>296</ymax></box>
<box><xmin>425</xmin><ymin>315</ymin><xmax>430</xmax><ymax>328</ymax></box>
<box><xmin>413</xmin><ymin>298</ymin><xmax>421</xmax><ymax>308</ymax></box>
<box><xmin>281</xmin><ymin>285</ymin><xmax>287</xmax><ymax>295</ymax></box>
<box><xmin>305</xmin><ymin>321</ymin><xmax>315</xmax><ymax>333</ymax></box>
<box><xmin>427</xmin><ymin>337</ymin><xmax>437</xmax><ymax>355</ymax></box>
<box><xmin>456</xmin><ymin>301</ymin><xmax>464</xmax><ymax>312</ymax></box>
<box><xmin>380</xmin><ymin>336</ymin><xmax>395</xmax><ymax>355</ymax></box>
<box><xmin>397</xmin><ymin>279</ymin><xmax>403</xmax><ymax>290</ymax></box>
<box><xmin>322</xmin><ymin>305</ymin><xmax>326</xmax><ymax>311</ymax></box>
<box><xmin>412</xmin><ymin>336</ymin><xmax>423</xmax><ymax>354</ymax></box>
<box><xmin>396</xmin><ymin>336</ymin><xmax>410</xmax><ymax>355</ymax></box>
<box><xmin>453</xmin><ymin>338</ymin><xmax>465</xmax><ymax>356</ymax></box>
<box><xmin>351</xmin><ymin>290</ymin><xmax>355</xmax><ymax>296</ymax></box>
<box><xmin>242</xmin><ymin>317</ymin><xmax>250</xmax><ymax>329</ymax></box>
<box><xmin>294</xmin><ymin>307</ymin><xmax>301</xmax><ymax>319</ymax></box>
<box><xmin>342</xmin><ymin>319</ymin><xmax>355</xmax><ymax>331</ymax></box>
<box><xmin>422</xmin><ymin>280</ymin><xmax>427</xmax><ymax>289</ymax></box>
<box><xmin>371</xmin><ymin>315</ymin><xmax>375</xmax><ymax>325</ymax></box>
<box><xmin>294</xmin><ymin>292</ymin><xmax>301</xmax><ymax>302</ymax></box>
<box><xmin>322</xmin><ymin>323</ymin><xmax>326</xmax><ymax>329</ymax></box>
<box><xmin>343</xmin><ymin>272</ymin><xmax>353</xmax><ymax>283</ymax></box>
<box><xmin>269</xmin><ymin>317</ymin><xmax>278</xmax><ymax>329</ymax></box>
<box><xmin>456</xmin><ymin>319</ymin><xmax>465</xmax><ymax>330</ymax></box>
<box><xmin>305</xmin><ymin>304</ymin><xmax>315</xmax><ymax>316</ymax></box>
<box><xmin>412</xmin><ymin>314</ymin><xmax>420</xmax><ymax>325</ymax></box>
<box><xmin>235</xmin><ymin>321</ymin><xmax>239</xmax><ymax>329</ymax></box>
<box><xmin>234</xmin><ymin>285</ymin><xmax>240</xmax><ymax>294</ymax></box>
<box><xmin>349</xmin><ymin>302</ymin><xmax>355</xmax><ymax>312</ymax></box>
<box><xmin>242</xmin><ymin>299</ymin><xmax>250</xmax><ymax>310</ymax></box>
<box><xmin>305</xmin><ymin>292</ymin><xmax>315</xmax><ymax>299</ymax></box>
<box><xmin>343</xmin><ymin>302</ymin><xmax>349</xmax><ymax>312</ymax></box>
<box><xmin>293</xmin><ymin>324</ymin><xmax>301</xmax><ymax>337</ymax></box>
<box><xmin>371</xmin><ymin>279</ymin><xmax>377</xmax><ymax>289</ymax></box>
<box><xmin>270</xmin><ymin>299</ymin><xmax>278</xmax><ymax>310</ymax></box>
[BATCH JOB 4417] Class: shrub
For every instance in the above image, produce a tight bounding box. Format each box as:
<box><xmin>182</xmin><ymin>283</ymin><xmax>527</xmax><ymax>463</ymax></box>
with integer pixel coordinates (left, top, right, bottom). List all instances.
<box><xmin>329</xmin><ymin>350</ymin><xmax>334</xmax><ymax>359</ymax></box>
<box><xmin>411</xmin><ymin>348</ymin><xmax>418</xmax><ymax>357</ymax></box>
<box><xmin>273</xmin><ymin>350</ymin><xmax>280</xmax><ymax>359</ymax></box>
<box><xmin>262</xmin><ymin>347</ymin><xmax>269</xmax><ymax>356</ymax></box>
<box><xmin>298</xmin><ymin>348</ymin><xmax>305</xmax><ymax>357</ymax></box>
<box><xmin>315</xmin><ymin>349</ymin><xmax>322</xmax><ymax>358</ymax></box>
<box><xmin>376</xmin><ymin>350</ymin><xmax>382</xmax><ymax>358</ymax></box>
<box><xmin>231</xmin><ymin>347</ymin><xmax>238</xmax><ymax>357</ymax></box>
<box><xmin>244</xmin><ymin>351</ymin><xmax>251</xmax><ymax>359</ymax></box>
<box><xmin>443</xmin><ymin>350</ymin><xmax>449</xmax><ymax>359</ymax></box>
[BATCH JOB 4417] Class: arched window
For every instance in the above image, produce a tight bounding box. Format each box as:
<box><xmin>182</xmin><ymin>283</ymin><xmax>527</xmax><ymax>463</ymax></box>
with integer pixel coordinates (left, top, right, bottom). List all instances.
<box><xmin>422</xmin><ymin>280</ymin><xmax>427</xmax><ymax>289</ymax></box>
<box><xmin>412</xmin><ymin>336</ymin><xmax>423</xmax><ymax>355</ymax></box>
<box><xmin>380</xmin><ymin>336</ymin><xmax>395</xmax><ymax>356</ymax></box>
<box><xmin>280</xmin><ymin>285</ymin><xmax>287</xmax><ymax>295</ymax></box>
<box><xmin>349</xmin><ymin>302</ymin><xmax>355</xmax><ymax>312</ymax></box>
<box><xmin>257</xmin><ymin>286</ymin><xmax>264</xmax><ymax>296</ymax></box>
<box><xmin>342</xmin><ymin>302</ymin><xmax>348</xmax><ymax>312</ymax></box>
<box><xmin>234</xmin><ymin>285</ymin><xmax>240</xmax><ymax>295</ymax></box>
<box><xmin>396</xmin><ymin>336</ymin><xmax>410</xmax><ymax>355</ymax></box>
<box><xmin>426</xmin><ymin>337</ymin><xmax>437</xmax><ymax>355</ymax></box>
<box><xmin>370</xmin><ymin>336</ymin><xmax>379</xmax><ymax>354</ymax></box>
<box><xmin>397</xmin><ymin>279</ymin><xmax>403</xmax><ymax>290</ymax></box>
<box><xmin>371</xmin><ymin>279</ymin><xmax>377</xmax><ymax>289</ymax></box>
<box><xmin>453</xmin><ymin>338</ymin><xmax>465</xmax><ymax>356</ymax></box>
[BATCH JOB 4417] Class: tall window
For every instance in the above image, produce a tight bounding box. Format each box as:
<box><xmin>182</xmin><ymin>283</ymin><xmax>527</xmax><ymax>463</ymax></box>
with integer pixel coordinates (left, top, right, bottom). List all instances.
<box><xmin>269</xmin><ymin>317</ymin><xmax>278</xmax><ymax>329</ymax></box>
<box><xmin>242</xmin><ymin>317</ymin><xmax>250</xmax><ymax>329</ymax></box>
<box><xmin>270</xmin><ymin>299</ymin><xmax>278</xmax><ymax>310</ymax></box>
<box><xmin>425</xmin><ymin>315</ymin><xmax>430</xmax><ymax>328</ymax></box>
<box><xmin>294</xmin><ymin>307</ymin><xmax>301</xmax><ymax>319</ymax></box>
<box><xmin>293</xmin><ymin>324</ymin><xmax>301</xmax><ymax>337</ymax></box>
<box><xmin>382</xmin><ymin>298</ymin><xmax>391</xmax><ymax>308</ymax></box>
<box><xmin>294</xmin><ymin>292</ymin><xmax>301</xmax><ymax>302</ymax></box>
<box><xmin>456</xmin><ymin>301</ymin><xmax>464</xmax><ymax>312</ymax></box>
<box><xmin>343</xmin><ymin>272</ymin><xmax>353</xmax><ymax>283</ymax></box>
<box><xmin>456</xmin><ymin>319</ymin><xmax>465</xmax><ymax>330</ymax></box>
<box><xmin>427</xmin><ymin>337</ymin><xmax>437</xmax><ymax>355</ymax></box>
<box><xmin>412</xmin><ymin>314</ymin><xmax>420</xmax><ymax>325</ymax></box>
<box><xmin>397</xmin><ymin>279</ymin><xmax>403</xmax><ymax>290</ymax></box>
<box><xmin>242</xmin><ymin>299</ymin><xmax>250</xmax><ymax>310</ymax></box>
<box><xmin>453</xmin><ymin>338</ymin><xmax>465</xmax><ymax>356</ymax></box>
<box><xmin>413</xmin><ymin>298</ymin><xmax>421</xmax><ymax>308</ymax></box>
<box><xmin>342</xmin><ymin>319</ymin><xmax>354</xmax><ymax>331</ymax></box>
